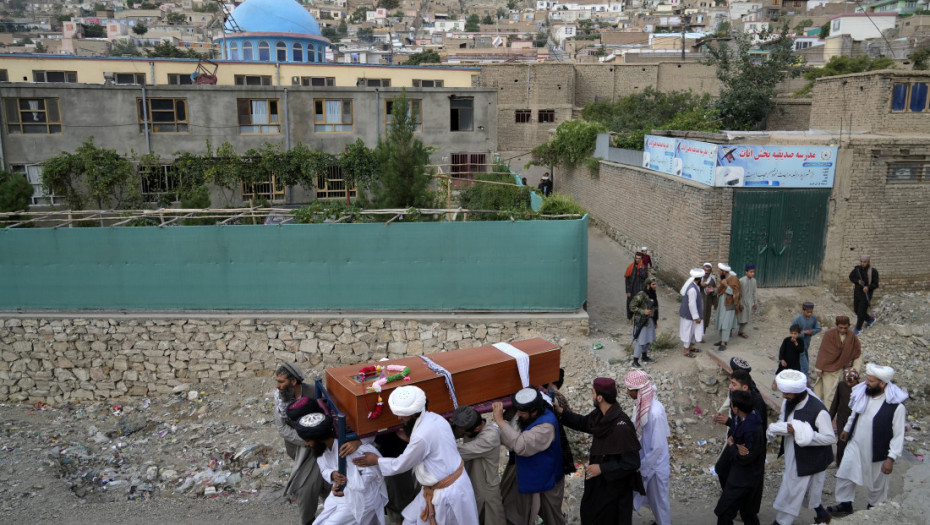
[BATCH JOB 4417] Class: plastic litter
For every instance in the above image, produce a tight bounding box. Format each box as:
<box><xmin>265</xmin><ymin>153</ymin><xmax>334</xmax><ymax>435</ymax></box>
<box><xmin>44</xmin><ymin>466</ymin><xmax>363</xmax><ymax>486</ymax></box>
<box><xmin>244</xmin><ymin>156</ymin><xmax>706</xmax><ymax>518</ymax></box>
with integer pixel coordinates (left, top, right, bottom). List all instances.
<box><xmin>592</xmin><ymin>343</ymin><xmax>603</xmax><ymax>350</ymax></box>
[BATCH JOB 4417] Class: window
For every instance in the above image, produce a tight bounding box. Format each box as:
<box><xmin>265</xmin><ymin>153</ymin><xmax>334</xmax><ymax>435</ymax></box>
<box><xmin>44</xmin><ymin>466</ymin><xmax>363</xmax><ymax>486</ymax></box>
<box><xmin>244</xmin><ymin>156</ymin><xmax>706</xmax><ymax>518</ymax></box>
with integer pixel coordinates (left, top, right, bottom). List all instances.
<box><xmin>314</xmin><ymin>99</ymin><xmax>353</xmax><ymax>132</ymax></box>
<box><xmin>258</xmin><ymin>41</ymin><xmax>270</xmax><ymax>61</ymax></box>
<box><xmin>276</xmin><ymin>41</ymin><xmax>287</xmax><ymax>61</ymax></box>
<box><xmin>235</xmin><ymin>75</ymin><xmax>272</xmax><ymax>86</ymax></box>
<box><xmin>450</xmin><ymin>97</ymin><xmax>473</xmax><ymax>131</ymax></box>
<box><xmin>515</xmin><ymin>109</ymin><xmax>531</xmax><ymax>123</ymax></box>
<box><xmin>137</xmin><ymin>98</ymin><xmax>188</xmax><ymax>133</ymax></box>
<box><xmin>316</xmin><ymin>165</ymin><xmax>357</xmax><ymax>199</ymax></box>
<box><xmin>891</xmin><ymin>82</ymin><xmax>928</xmax><ymax>113</ymax></box>
<box><xmin>316</xmin><ymin>47</ymin><xmax>323</xmax><ymax>63</ymax></box>
<box><xmin>242</xmin><ymin>175</ymin><xmax>286</xmax><ymax>201</ymax></box>
<box><xmin>412</xmin><ymin>79</ymin><xmax>444</xmax><ymax>88</ymax></box>
<box><xmin>3</xmin><ymin>98</ymin><xmax>62</xmax><ymax>134</ymax></box>
<box><xmin>385</xmin><ymin>98</ymin><xmax>422</xmax><ymax>132</ymax></box>
<box><xmin>293</xmin><ymin>42</ymin><xmax>303</xmax><ymax>62</ymax></box>
<box><xmin>115</xmin><ymin>72</ymin><xmax>145</xmax><ymax>85</ymax></box>
<box><xmin>887</xmin><ymin>163</ymin><xmax>927</xmax><ymax>183</ymax></box>
<box><xmin>357</xmin><ymin>78</ymin><xmax>390</xmax><ymax>87</ymax></box>
<box><xmin>0</xmin><ymin>70</ymin><xmax>8</xmax><ymax>82</ymax></box>
<box><xmin>229</xmin><ymin>42</ymin><xmax>239</xmax><ymax>60</ymax></box>
<box><xmin>139</xmin><ymin>163</ymin><xmax>182</xmax><ymax>202</ymax></box>
<box><xmin>237</xmin><ymin>99</ymin><xmax>280</xmax><ymax>134</ymax></box>
<box><xmin>301</xmin><ymin>76</ymin><xmax>335</xmax><ymax>86</ymax></box>
<box><xmin>12</xmin><ymin>164</ymin><xmax>63</xmax><ymax>205</ymax></box>
<box><xmin>243</xmin><ymin>41</ymin><xmax>253</xmax><ymax>60</ymax></box>
<box><xmin>450</xmin><ymin>153</ymin><xmax>487</xmax><ymax>178</ymax></box>
<box><xmin>33</xmin><ymin>70</ymin><xmax>78</xmax><ymax>83</ymax></box>
<box><xmin>167</xmin><ymin>73</ymin><xmax>194</xmax><ymax>85</ymax></box>
<box><xmin>538</xmin><ymin>109</ymin><xmax>555</xmax><ymax>123</ymax></box>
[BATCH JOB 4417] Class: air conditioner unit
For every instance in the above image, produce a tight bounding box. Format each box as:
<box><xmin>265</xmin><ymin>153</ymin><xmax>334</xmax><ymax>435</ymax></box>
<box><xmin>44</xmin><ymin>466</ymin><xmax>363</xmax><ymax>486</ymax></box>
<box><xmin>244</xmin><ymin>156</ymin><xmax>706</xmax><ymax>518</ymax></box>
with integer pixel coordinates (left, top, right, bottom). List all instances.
<box><xmin>291</xmin><ymin>76</ymin><xmax>300</xmax><ymax>86</ymax></box>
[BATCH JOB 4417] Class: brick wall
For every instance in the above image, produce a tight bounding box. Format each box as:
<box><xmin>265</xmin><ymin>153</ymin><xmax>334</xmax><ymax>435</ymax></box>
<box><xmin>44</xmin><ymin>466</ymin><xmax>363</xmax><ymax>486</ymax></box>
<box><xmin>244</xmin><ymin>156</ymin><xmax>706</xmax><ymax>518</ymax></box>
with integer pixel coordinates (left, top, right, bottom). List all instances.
<box><xmin>557</xmin><ymin>161</ymin><xmax>733</xmax><ymax>287</ymax></box>
<box><xmin>821</xmin><ymin>137</ymin><xmax>930</xmax><ymax>296</ymax></box>
<box><xmin>655</xmin><ymin>62</ymin><xmax>722</xmax><ymax>95</ymax></box>
<box><xmin>767</xmin><ymin>98</ymin><xmax>812</xmax><ymax>131</ymax></box>
<box><xmin>573</xmin><ymin>64</ymin><xmax>659</xmax><ymax>106</ymax></box>
<box><xmin>810</xmin><ymin>71</ymin><xmax>930</xmax><ymax>134</ymax></box>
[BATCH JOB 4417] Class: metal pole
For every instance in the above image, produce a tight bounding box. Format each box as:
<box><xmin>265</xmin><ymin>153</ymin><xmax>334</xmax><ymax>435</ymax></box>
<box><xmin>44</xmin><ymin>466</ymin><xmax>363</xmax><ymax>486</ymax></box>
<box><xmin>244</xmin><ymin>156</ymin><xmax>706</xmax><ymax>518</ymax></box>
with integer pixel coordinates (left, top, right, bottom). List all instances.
<box><xmin>681</xmin><ymin>16</ymin><xmax>686</xmax><ymax>62</ymax></box>
<box><xmin>141</xmin><ymin>84</ymin><xmax>151</xmax><ymax>155</ymax></box>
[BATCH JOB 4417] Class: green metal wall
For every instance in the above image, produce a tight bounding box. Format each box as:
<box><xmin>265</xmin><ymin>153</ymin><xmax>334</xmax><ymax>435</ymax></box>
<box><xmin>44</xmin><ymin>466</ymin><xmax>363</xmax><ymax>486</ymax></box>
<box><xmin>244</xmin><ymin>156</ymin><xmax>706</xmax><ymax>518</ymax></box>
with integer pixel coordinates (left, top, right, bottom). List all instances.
<box><xmin>729</xmin><ymin>190</ymin><xmax>831</xmax><ymax>287</ymax></box>
<box><xmin>0</xmin><ymin>217</ymin><xmax>588</xmax><ymax>311</ymax></box>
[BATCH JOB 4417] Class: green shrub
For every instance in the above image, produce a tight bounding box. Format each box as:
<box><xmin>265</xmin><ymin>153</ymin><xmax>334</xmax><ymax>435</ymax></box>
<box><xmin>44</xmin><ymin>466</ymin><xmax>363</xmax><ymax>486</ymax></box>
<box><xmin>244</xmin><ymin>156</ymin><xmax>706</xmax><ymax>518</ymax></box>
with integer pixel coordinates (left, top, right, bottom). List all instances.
<box><xmin>538</xmin><ymin>192</ymin><xmax>585</xmax><ymax>218</ymax></box>
<box><xmin>0</xmin><ymin>170</ymin><xmax>33</xmax><ymax>213</ymax></box>
<box><xmin>458</xmin><ymin>168</ymin><xmax>531</xmax><ymax>220</ymax></box>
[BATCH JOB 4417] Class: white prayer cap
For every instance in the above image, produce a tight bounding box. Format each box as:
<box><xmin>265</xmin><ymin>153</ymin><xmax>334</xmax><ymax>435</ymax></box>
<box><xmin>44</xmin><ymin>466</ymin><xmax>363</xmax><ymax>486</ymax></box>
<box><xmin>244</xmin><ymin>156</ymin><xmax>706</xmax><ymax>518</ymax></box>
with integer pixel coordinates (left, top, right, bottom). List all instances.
<box><xmin>388</xmin><ymin>385</ymin><xmax>427</xmax><ymax>416</ymax></box>
<box><xmin>689</xmin><ymin>268</ymin><xmax>705</xmax><ymax>279</ymax></box>
<box><xmin>775</xmin><ymin>369</ymin><xmax>808</xmax><ymax>394</ymax></box>
<box><xmin>703</xmin><ymin>262</ymin><xmax>713</xmax><ymax>268</ymax></box>
<box><xmin>865</xmin><ymin>363</ymin><xmax>894</xmax><ymax>383</ymax></box>
<box><xmin>641</xmin><ymin>246</ymin><xmax>648</xmax><ymax>251</ymax></box>
<box><xmin>718</xmin><ymin>262</ymin><xmax>731</xmax><ymax>272</ymax></box>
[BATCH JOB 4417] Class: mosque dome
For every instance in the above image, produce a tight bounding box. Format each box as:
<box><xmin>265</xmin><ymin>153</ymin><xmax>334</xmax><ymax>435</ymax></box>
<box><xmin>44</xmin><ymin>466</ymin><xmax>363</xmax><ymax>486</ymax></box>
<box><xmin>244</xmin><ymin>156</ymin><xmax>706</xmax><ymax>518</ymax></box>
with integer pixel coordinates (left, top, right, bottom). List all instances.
<box><xmin>226</xmin><ymin>0</ymin><xmax>321</xmax><ymax>36</ymax></box>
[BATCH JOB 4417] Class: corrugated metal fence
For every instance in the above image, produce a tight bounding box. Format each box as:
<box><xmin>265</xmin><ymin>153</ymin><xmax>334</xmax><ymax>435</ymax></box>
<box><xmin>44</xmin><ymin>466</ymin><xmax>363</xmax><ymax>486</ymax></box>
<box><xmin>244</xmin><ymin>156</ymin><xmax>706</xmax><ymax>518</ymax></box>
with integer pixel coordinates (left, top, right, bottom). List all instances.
<box><xmin>0</xmin><ymin>218</ymin><xmax>588</xmax><ymax>311</ymax></box>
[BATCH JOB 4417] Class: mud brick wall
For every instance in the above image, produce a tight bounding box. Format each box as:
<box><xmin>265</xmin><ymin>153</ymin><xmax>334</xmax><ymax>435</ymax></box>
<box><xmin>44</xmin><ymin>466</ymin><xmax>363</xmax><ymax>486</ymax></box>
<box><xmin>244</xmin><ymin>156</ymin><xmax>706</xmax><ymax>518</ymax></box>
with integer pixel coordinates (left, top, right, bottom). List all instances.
<box><xmin>557</xmin><ymin>161</ymin><xmax>732</xmax><ymax>287</ymax></box>
<box><xmin>810</xmin><ymin>71</ymin><xmax>930</xmax><ymax>134</ymax></box>
<box><xmin>767</xmin><ymin>98</ymin><xmax>812</xmax><ymax>131</ymax></box>
<box><xmin>0</xmin><ymin>315</ymin><xmax>588</xmax><ymax>404</ymax></box>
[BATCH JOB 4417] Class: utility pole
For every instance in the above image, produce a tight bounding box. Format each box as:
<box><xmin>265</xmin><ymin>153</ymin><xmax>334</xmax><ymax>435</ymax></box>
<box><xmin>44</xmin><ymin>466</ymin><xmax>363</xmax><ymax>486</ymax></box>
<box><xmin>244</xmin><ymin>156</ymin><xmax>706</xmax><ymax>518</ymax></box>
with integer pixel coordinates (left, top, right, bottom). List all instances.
<box><xmin>680</xmin><ymin>9</ymin><xmax>687</xmax><ymax>61</ymax></box>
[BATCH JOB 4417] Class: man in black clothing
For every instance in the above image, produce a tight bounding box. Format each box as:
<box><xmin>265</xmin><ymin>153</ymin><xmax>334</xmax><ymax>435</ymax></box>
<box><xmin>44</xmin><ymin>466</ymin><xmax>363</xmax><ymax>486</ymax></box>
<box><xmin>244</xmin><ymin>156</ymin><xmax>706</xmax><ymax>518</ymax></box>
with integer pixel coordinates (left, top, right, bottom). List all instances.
<box><xmin>714</xmin><ymin>390</ymin><xmax>765</xmax><ymax>525</ymax></box>
<box><xmin>849</xmin><ymin>254</ymin><xmax>878</xmax><ymax>333</ymax></box>
<box><xmin>555</xmin><ymin>377</ymin><xmax>644</xmax><ymax>525</ymax></box>
<box><xmin>712</xmin><ymin>369</ymin><xmax>767</xmax><ymax>489</ymax></box>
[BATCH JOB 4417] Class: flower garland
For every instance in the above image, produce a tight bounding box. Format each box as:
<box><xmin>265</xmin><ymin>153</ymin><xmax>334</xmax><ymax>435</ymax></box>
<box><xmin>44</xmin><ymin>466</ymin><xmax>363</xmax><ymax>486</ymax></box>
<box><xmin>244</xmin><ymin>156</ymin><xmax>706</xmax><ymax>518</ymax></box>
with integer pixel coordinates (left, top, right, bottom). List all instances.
<box><xmin>358</xmin><ymin>364</ymin><xmax>411</xmax><ymax>419</ymax></box>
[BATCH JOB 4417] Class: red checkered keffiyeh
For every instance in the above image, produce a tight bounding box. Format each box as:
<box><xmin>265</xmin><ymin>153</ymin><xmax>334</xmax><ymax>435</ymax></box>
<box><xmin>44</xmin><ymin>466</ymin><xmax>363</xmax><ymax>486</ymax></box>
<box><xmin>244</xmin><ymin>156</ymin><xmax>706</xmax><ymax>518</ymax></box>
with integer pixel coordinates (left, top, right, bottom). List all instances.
<box><xmin>624</xmin><ymin>370</ymin><xmax>654</xmax><ymax>440</ymax></box>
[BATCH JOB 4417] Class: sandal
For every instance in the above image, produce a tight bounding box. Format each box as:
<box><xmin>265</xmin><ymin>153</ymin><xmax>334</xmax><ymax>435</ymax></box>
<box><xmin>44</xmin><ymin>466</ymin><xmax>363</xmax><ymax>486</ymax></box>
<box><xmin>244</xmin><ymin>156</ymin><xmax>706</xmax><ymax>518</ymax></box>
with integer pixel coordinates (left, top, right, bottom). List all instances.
<box><xmin>691</xmin><ymin>347</ymin><xmax>702</xmax><ymax>353</ymax></box>
<box><xmin>683</xmin><ymin>352</ymin><xmax>697</xmax><ymax>358</ymax></box>
<box><xmin>738</xmin><ymin>332</ymin><xmax>749</xmax><ymax>339</ymax></box>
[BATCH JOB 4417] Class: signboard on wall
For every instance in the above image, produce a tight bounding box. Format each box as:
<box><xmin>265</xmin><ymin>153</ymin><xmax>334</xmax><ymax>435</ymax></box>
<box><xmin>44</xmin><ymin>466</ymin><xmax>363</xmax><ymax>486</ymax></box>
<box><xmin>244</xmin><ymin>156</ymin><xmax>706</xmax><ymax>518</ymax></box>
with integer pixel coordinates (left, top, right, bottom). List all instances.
<box><xmin>643</xmin><ymin>135</ymin><xmax>837</xmax><ymax>188</ymax></box>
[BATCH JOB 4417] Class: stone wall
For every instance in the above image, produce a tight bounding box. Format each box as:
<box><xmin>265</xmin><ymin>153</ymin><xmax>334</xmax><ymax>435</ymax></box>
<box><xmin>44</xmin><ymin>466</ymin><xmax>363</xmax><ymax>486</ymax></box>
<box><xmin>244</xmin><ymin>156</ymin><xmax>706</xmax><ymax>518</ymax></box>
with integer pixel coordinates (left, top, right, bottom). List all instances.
<box><xmin>557</xmin><ymin>161</ymin><xmax>733</xmax><ymax>287</ymax></box>
<box><xmin>0</xmin><ymin>314</ymin><xmax>588</xmax><ymax>404</ymax></box>
<box><xmin>767</xmin><ymin>98</ymin><xmax>812</xmax><ymax>131</ymax></box>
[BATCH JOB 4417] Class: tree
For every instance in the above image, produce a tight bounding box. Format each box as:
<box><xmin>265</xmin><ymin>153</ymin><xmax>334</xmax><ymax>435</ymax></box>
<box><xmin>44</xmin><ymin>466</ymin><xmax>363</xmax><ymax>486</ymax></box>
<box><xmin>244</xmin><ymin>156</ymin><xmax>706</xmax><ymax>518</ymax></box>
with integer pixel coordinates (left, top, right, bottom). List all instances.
<box><xmin>322</xmin><ymin>26</ymin><xmax>339</xmax><ymax>40</ymax></box>
<box><xmin>795</xmin><ymin>55</ymin><xmax>895</xmax><ymax>95</ymax></box>
<box><xmin>83</xmin><ymin>24</ymin><xmax>105</xmax><ymax>37</ymax></box>
<box><xmin>146</xmin><ymin>40</ymin><xmax>205</xmax><ymax>58</ymax></box>
<box><xmin>405</xmin><ymin>49</ymin><xmax>440</xmax><ymax>65</ymax></box>
<box><xmin>370</xmin><ymin>91</ymin><xmax>433</xmax><ymax>208</ymax></box>
<box><xmin>793</xmin><ymin>18</ymin><xmax>813</xmax><ymax>33</ymax></box>
<box><xmin>377</xmin><ymin>0</ymin><xmax>400</xmax><ymax>10</ymax></box>
<box><xmin>506</xmin><ymin>0</ymin><xmax>520</xmax><ymax>10</ymax></box>
<box><xmin>41</xmin><ymin>138</ymin><xmax>134</xmax><ymax>210</ymax></box>
<box><xmin>909</xmin><ymin>46</ymin><xmax>930</xmax><ymax>70</ymax></box>
<box><xmin>496</xmin><ymin>7</ymin><xmax>508</xmax><ymax>20</ymax></box>
<box><xmin>0</xmin><ymin>170</ymin><xmax>32</xmax><ymax>213</ymax></box>
<box><xmin>338</xmin><ymin>19</ymin><xmax>348</xmax><ymax>35</ymax></box>
<box><xmin>356</xmin><ymin>27</ymin><xmax>373</xmax><ymax>42</ymax></box>
<box><xmin>703</xmin><ymin>25</ymin><xmax>804</xmax><ymax>130</ymax></box>
<box><xmin>132</xmin><ymin>23</ymin><xmax>148</xmax><ymax>35</ymax></box>
<box><xmin>819</xmin><ymin>22</ymin><xmax>830</xmax><ymax>39</ymax></box>
<box><xmin>465</xmin><ymin>14</ymin><xmax>480</xmax><ymax>32</ymax></box>
<box><xmin>481</xmin><ymin>14</ymin><xmax>493</xmax><ymax>25</ymax></box>
<box><xmin>528</xmin><ymin>120</ymin><xmax>607</xmax><ymax>174</ymax></box>
<box><xmin>93</xmin><ymin>3</ymin><xmax>106</xmax><ymax>12</ymax></box>
<box><xmin>349</xmin><ymin>6</ymin><xmax>368</xmax><ymax>24</ymax></box>
<box><xmin>110</xmin><ymin>40</ymin><xmax>141</xmax><ymax>56</ymax></box>
<box><xmin>165</xmin><ymin>11</ymin><xmax>186</xmax><ymax>24</ymax></box>
<box><xmin>458</xmin><ymin>162</ymin><xmax>531</xmax><ymax>219</ymax></box>
<box><xmin>34</xmin><ymin>41</ymin><xmax>46</xmax><ymax>53</ymax></box>
<box><xmin>339</xmin><ymin>139</ymin><xmax>379</xmax><ymax>204</ymax></box>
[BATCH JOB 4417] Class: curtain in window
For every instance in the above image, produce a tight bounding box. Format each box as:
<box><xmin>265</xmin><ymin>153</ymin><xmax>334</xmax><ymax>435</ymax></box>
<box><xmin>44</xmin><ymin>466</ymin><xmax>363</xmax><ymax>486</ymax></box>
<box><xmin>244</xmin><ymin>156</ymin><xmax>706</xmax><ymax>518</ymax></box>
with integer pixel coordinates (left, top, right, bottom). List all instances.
<box><xmin>892</xmin><ymin>84</ymin><xmax>908</xmax><ymax>111</ymax></box>
<box><xmin>325</xmin><ymin>100</ymin><xmax>342</xmax><ymax>126</ymax></box>
<box><xmin>910</xmin><ymin>83</ymin><xmax>927</xmax><ymax>113</ymax></box>
<box><xmin>27</xmin><ymin>99</ymin><xmax>40</xmax><ymax>121</ymax></box>
<box><xmin>251</xmin><ymin>100</ymin><xmax>268</xmax><ymax>124</ymax></box>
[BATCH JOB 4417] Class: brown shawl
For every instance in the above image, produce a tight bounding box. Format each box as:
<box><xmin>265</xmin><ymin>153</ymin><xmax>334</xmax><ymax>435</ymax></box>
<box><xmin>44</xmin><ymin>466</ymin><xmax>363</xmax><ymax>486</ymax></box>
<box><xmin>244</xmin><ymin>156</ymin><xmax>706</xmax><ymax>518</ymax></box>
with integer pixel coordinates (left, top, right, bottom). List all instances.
<box><xmin>815</xmin><ymin>328</ymin><xmax>861</xmax><ymax>372</ymax></box>
<box><xmin>717</xmin><ymin>274</ymin><xmax>742</xmax><ymax>307</ymax></box>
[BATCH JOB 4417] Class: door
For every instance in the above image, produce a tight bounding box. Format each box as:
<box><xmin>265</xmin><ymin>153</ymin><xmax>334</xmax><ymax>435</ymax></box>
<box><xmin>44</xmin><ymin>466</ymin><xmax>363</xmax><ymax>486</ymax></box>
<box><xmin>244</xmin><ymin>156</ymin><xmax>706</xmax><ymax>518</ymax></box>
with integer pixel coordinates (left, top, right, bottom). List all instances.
<box><xmin>729</xmin><ymin>189</ymin><xmax>831</xmax><ymax>287</ymax></box>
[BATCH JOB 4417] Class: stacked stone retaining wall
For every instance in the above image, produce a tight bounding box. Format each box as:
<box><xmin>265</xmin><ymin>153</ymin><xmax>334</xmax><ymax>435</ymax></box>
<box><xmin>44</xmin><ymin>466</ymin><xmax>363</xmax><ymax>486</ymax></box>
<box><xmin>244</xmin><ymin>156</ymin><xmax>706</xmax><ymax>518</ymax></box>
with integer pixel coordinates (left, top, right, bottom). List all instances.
<box><xmin>0</xmin><ymin>314</ymin><xmax>587</xmax><ymax>404</ymax></box>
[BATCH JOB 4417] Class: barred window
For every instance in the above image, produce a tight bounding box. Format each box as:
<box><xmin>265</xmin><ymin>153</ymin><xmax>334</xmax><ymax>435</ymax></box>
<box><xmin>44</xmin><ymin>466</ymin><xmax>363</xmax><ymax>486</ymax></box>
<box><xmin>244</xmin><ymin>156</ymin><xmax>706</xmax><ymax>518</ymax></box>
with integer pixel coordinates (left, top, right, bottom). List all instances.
<box><xmin>886</xmin><ymin>163</ymin><xmax>927</xmax><ymax>183</ymax></box>
<box><xmin>242</xmin><ymin>175</ymin><xmax>286</xmax><ymax>201</ymax></box>
<box><xmin>316</xmin><ymin>165</ymin><xmax>357</xmax><ymax>199</ymax></box>
<box><xmin>538</xmin><ymin>109</ymin><xmax>555</xmax><ymax>123</ymax></box>
<box><xmin>450</xmin><ymin>153</ymin><xmax>487</xmax><ymax>179</ymax></box>
<box><xmin>515</xmin><ymin>109</ymin><xmax>531</xmax><ymax>123</ymax></box>
<box><xmin>139</xmin><ymin>164</ymin><xmax>182</xmax><ymax>202</ymax></box>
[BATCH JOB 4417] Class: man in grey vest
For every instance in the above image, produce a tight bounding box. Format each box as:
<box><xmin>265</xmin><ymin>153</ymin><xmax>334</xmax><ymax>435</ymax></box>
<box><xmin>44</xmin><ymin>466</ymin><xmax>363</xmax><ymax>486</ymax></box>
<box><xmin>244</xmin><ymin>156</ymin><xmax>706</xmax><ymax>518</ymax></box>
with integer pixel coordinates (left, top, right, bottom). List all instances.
<box><xmin>679</xmin><ymin>268</ymin><xmax>705</xmax><ymax>358</ymax></box>
<box><xmin>767</xmin><ymin>370</ymin><xmax>836</xmax><ymax>525</ymax></box>
<box><xmin>828</xmin><ymin>363</ymin><xmax>908</xmax><ymax>517</ymax></box>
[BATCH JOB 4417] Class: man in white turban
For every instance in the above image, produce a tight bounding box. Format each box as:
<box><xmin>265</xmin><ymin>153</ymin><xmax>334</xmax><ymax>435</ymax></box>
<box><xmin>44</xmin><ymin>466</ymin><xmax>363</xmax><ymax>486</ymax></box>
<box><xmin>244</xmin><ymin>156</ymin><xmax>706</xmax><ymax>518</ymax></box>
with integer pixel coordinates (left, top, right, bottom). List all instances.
<box><xmin>828</xmin><ymin>363</ymin><xmax>908</xmax><ymax>517</ymax></box>
<box><xmin>767</xmin><ymin>370</ymin><xmax>836</xmax><ymax>525</ymax></box>
<box><xmin>353</xmin><ymin>386</ymin><xmax>479</xmax><ymax>525</ymax></box>
<box><xmin>679</xmin><ymin>268</ymin><xmax>706</xmax><ymax>358</ymax></box>
<box><xmin>624</xmin><ymin>370</ymin><xmax>670</xmax><ymax>525</ymax></box>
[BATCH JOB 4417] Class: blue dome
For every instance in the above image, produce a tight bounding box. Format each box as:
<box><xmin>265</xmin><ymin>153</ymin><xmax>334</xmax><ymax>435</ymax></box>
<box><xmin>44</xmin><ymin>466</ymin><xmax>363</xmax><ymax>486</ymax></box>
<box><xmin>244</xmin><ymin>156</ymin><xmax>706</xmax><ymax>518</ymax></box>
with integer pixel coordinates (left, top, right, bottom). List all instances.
<box><xmin>226</xmin><ymin>0</ymin><xmax>321</xmax><ymax>36</ymax></box>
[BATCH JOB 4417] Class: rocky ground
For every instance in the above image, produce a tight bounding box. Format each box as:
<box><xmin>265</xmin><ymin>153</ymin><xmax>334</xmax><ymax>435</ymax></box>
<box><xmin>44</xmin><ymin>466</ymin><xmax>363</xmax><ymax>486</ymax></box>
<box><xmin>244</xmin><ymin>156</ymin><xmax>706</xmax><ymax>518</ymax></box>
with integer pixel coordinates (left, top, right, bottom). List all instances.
<box><xmin>0</xmin><ymin>227</ymin><xmax>927</xmax><ymax>524</ymax></box>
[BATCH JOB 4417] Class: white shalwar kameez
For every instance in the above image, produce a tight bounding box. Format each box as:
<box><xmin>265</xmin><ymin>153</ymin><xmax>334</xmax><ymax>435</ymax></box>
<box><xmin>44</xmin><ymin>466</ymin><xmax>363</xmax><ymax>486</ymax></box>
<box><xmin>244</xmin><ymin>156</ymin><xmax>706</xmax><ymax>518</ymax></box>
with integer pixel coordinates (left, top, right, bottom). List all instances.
<box><xmin>633</xmin><ymin>398</ymin><xmax>671</xmax><ymax>525</ymax></box>
<box><xmin>766</xmin><ymin>396</ymin><xmax>837</xmax><ymax>525</ymax></box>
<box><xmin>835</xmin><ymin>394</ymin><xmax>906</xmax><ymax>506</ymax></box>
<box><xmin>377</xmin><ymin>411</ymin><xmax>479</xmax><ymax>525</ymax></box>
<box><xmin>679</xmin><ymin>283</ymin><xmax>704</xmax><ymax>346</ymax></box>
<box><xmin>314</xmin><ymin>442</ymin><xmax>389</xmax><ymax>525</ymax></box>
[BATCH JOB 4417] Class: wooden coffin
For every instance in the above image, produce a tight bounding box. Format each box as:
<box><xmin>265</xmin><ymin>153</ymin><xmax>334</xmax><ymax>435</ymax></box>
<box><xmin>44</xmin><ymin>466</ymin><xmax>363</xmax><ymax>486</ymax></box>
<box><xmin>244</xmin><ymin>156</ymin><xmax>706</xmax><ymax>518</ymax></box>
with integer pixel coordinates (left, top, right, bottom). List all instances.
<box><xmin>324</xmin><ymin>337</ymin><xmax>561</xmax><ymax>436</ymax></box>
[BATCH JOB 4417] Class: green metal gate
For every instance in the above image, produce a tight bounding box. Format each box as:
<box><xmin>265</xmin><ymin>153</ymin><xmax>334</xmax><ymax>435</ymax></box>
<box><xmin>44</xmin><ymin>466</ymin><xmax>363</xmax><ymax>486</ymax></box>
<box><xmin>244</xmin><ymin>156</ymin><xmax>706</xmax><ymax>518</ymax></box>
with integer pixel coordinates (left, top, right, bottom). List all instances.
<box><xmin>729</xmin><ymin>189</ymin><xmax>831</xmax><ymax>287</ymax></box>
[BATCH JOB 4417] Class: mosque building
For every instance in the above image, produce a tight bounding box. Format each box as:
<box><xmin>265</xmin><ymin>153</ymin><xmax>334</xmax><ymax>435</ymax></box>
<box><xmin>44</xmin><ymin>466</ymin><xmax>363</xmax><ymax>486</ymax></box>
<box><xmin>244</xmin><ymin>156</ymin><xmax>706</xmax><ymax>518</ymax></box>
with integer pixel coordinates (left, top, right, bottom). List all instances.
<box><xmin>215</xmin><ymin>0</ymin><xmax>331</xmax><ymax>64</ymax></box>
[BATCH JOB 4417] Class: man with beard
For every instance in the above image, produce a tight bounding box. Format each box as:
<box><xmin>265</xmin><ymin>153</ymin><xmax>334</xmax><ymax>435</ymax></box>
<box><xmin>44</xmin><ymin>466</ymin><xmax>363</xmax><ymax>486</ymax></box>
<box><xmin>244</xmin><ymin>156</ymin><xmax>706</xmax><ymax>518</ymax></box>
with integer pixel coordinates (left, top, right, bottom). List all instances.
<box><xmin>294</xmin><ymin>413</ymin><xmax>388</xmax><ymax>525</ymax></box>
<box><xmin>680</xmin><ymin>268</ymin><xmax>706</xmax><ymax>358</ymax></box>
<box><xmin>492</xmin><ymin>387</ymin><xmax>565</xmax><ymax>525</ymax></box>
<box><xmin>353</xmin><ymin>386</ymin><xmax>478</xmax><ymax>525</ymax></box>
<box><xmin>624</xmin><ymin>370</ymin><xmax>670</xmax><ymax>525</ymax></box>
<box><xmin>714</xmin><ymin>263</ymin><xmax>741</xmax><ymax>351</ymax></box>
<box><xmin>812</xmin><ymin>316</ymin><xmax>862</xmax><ymax>409</ymax></box>
<box><xmin>700</xmin><ymin>262</ymin><xmax>718</xmax><ymax>328</ymax></box>
<box><xmin>625</xmin><ymin>251</ymin><xmax>649</xmax><ymax>321</ymax></box>
<box><xmin>555</xmin><ymin>378</ymin><xmax>644</xmax><ymax>525</ymax></box>
<box><xmin>452</xmin><ymin>405</ymin><xmax>505</xmax><ymax>525</ymax></box>
<box><xmin>629</xmin><ymin>276</ymin><xmax>659</xmax><ymax>367</ymax></box>
<box><xmin>849</xmin><ymin>254</ymin><xmax>878</xmax><ymax>334</ymax></box>
<box><xmin>767</xmin><ymin>370</ymin><xmax>836</xmax><ymax>525</ymax></box>
<box><xmin>828</xmin><ymin>364</ymin><xmax>908</xmax><ymax>517</ymax></box>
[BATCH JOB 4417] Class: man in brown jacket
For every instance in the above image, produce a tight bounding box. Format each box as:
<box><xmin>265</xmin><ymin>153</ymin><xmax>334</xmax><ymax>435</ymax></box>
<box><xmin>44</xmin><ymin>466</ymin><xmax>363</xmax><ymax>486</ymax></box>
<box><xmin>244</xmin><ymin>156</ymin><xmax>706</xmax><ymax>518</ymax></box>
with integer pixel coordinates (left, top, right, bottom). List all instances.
<box><xmin>714</xmin><ymin>263</ymin><xmax>741</xmax><ymax>351</ymax></box>
<box><xmin>813</xmin><ymin>316</ymin><xmax>862</xmax><ymax>408</ymax></box>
